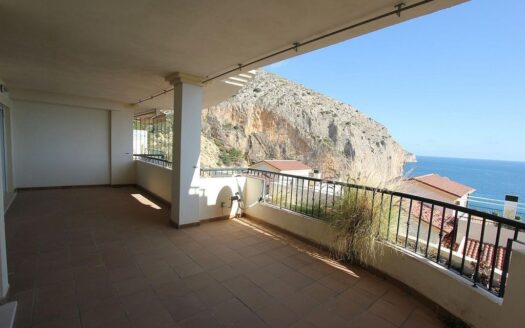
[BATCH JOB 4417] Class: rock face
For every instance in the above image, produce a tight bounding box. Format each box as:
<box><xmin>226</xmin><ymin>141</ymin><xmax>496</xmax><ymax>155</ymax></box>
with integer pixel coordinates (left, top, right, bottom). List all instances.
<box><xmin>201</xmin><ymin>71</ymin><xmax>413</xmax><ymax>181</ymax></box>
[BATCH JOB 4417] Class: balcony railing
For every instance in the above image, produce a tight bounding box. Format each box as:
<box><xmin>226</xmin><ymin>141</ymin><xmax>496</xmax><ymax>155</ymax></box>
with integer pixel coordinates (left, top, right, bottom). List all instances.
<box><xmin>200</xmin><ymin>167</ymin><xmax>248</xmax><ymax>177</ymax></box>
<box><xmin>467</xmin><ymin>195</ymin><xmax>525</xmax><ymax>220</ymax></box>
<box><xmin>133</xmin><ymin>154</ymin><xmax>172</xmax><ymax>169</ymax></box>
<box><xmin>200</xmin><ymin>167</ymin><xmax>525</xmax><ymax>298</ymax></box>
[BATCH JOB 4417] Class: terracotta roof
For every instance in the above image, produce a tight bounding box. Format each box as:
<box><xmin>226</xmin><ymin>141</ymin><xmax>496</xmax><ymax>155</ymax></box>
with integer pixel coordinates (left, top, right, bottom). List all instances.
<box><xmin>410</xmin><ymin>174</ymin><xmax>475</xmax><ymax>198</ymax></box>
<box><xmin>254</xmin><ymin>160</ymin><xmax>311</xmax><ymax>171</ymax></box>
<box><xmin>442</xmin><ymin>236</ymin><xmax>507</xmax><ymax>271</ymax></box>
<box><xmin>404</xmin><ymin>202</ymin><xmax>456</xmax><ymax>234</ymax></box>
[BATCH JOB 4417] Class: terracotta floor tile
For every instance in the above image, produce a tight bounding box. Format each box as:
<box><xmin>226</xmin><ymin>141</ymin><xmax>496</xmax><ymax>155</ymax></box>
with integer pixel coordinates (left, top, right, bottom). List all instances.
<box><xmin>369</xmin><ymin>298</ymin><xmax>413</xmax><ymax>326</ymax></box>
<box><xmin>276</xmin><ymin>291</ymin><xmax>320</xmax><ymax>316</ymax></box>
<box><xmin>350</xmin><ymin>312</ymin><xmax>397</xmax><ymax>328</ymax></box>
<box><xmin>277</xmin><ymin>270</ymin><xmax>315</xmax><ymax>290</ymax></box>
<box><xmin>328</xmin><ymin>296</ymin><xmax>367</xmax><ymax>321</ymax></box>
<box><xmin>5</xmin><ymin>187</ymin><xmax>448</xmax><ymax>328</ymax></box>
<box><xmin>125</xmin><ymin>299</ymin><xmax>175</xmax><ymax>328</ymax></box>
<box><xmin>208</xmin><ymin>264</ymin><xmax>241</xmax><ymax>282</ymax></box>
<box><xmin>172</xmin><ymin>260</ymin><xmax>205</xmax><ymax>278</ymax></box>
<box><xmin>402</xmin><ymin>308</ymin><xmax>444</xmax><ymax>328</ymax></box>
<box><xmin>112</xmin><ymin>276</ymin><xmax>149</xmax><ymax>297</ymax></box>
<box><xmin>290</xmin><ymin>320</ymin><xmax>317</xmax><ymax>328</ymax></box>
<box><xmin>211</xmin><ymin>298</ymin><xmax>265</xmax><ymax>327</ymax></box>
<box><xmin>32</xmin><ymin>316</ymin><xmax>82</xmax><ymax>328</ymax></box>
<box><xmin>32</xmin><ymin>293</ymin><xmax>79</xmax><ymax>324</ymax></box>
<box><xmin>119</xmin><ymin>288</ymin><xmax>158</xmax><ymax>310</ymax></box>
<box><xmin>80</xmin><ymin>298</ymin><xmax>126</xmax><ymax>328</ymax></box>
<box><xmin>317</xmin><ymin>273</ymin><xmax>352</xmax><ymax>293</ymax></box>
<box><xmin>75</xmin><ymin>281</ymin><xmax>117</xmax><ymax>309</ymax></box>
<box><xmin>338</xmin><ymin>286</ymin><xmax>381</xmax><ymax>309</ymax></box>
<box><xmin>178</xmin><ymin>311</ymin><xmax>222</xmax><ymax>328</ymax></box>
<box><xmin>256</xmin><ymin>302</ymin><xmax>300</xmax><ymax>327</ymax></box>
<box><xmin>108</xmin><ymin>264</ymin><xmax>143</xmax><ymax>282</ymax></box>
<box><xmin>303</xmin><ymin>305</ymin><xmax>348</xmax><ymax>328</ymax></box>
<box><xmin>355</xmin><ymin>274</ymin><xmax>391</xmax><ymax>297</ymax></box>
<box><xmin>301</xmin><ymin>282</ymin><xmax>338</xmax><ymax>303</ymax></box>
<box><xmin>162</xmin><ymin>292</ymin><xmax>207</xmax><ymax>322</ymax></box>
<box><xmin>193</xmin><ymin>281</ymin><xmax>234</xmax><ymax>307</ymax></box>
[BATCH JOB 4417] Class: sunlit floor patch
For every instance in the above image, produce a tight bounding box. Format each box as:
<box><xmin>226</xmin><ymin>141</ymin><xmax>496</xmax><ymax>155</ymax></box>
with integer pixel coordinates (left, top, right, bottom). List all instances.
<box><xmin>131</xmin><ymin>193</ymin><xmax>162</xmax><ymax>209</ymax></box>
<box><xmin>233</xmin><ymin>217</ymin><xmax>360</xmax><ymax>279</ymax></box>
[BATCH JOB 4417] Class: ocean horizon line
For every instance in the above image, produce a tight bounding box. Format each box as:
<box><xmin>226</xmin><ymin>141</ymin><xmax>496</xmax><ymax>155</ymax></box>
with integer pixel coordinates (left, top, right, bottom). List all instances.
<box><xmin>411</xmin><ymin>154</ymin><xmax>525</xmax><ymax>164</ymax></box>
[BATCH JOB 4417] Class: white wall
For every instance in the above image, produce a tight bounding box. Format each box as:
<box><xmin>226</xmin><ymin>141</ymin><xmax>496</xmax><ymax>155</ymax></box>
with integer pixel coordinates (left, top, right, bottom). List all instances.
<box><xmin>12</xmin><ymin>100</ymin><xmax>111</xmax><ymax>187</ymax></box>
<box><xmin>135</xmin><ymin>161</ymin><xmax>245</xmax><ymax>221</ymax></box>
<box><xmin>198</xmin><ymin>177</ymin><xmax>246</xmax><ymax>220</ymax></box>
<box><xmin>135</xmin><ymin>161</ymin><xmax>172</xmax><ymax>203</ymax></box>
<box><xmin>110</xmin><ymin>110</ymin><xmax>135</xmax><ymax>185</ymax></box>
<box><xmin>244</xmin><ymin>177</ymin><xmax>338</xmax><ymax>247</ymax></box>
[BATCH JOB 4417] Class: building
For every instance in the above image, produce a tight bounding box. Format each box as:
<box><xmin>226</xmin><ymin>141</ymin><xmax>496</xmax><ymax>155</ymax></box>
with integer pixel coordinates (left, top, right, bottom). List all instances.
<box><xmin>403</xmin><ymin>173</ymin><xmax>475</xmax><ymax>206</ymax></box>
<box><xmin>250</xmin><ymin>160</ymin><xmax>312</xmax><ymax>177</ymax></box>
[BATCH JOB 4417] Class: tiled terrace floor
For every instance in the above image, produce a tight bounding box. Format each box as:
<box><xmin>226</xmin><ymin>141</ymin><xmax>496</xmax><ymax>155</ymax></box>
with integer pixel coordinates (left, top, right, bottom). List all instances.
<box><xmin>6</xmin><ymin>187</ymin><xmax>445</xmax><ymax>328</ymax></box>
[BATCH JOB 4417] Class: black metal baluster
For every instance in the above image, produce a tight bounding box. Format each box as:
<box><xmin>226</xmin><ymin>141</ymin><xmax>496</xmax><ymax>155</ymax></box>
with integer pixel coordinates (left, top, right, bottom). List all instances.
<box><xmin>404</xmin><ymin>199</ymin><xmax>413</xmax><ymax>248</ymax></box>
<box><xmin>488</xmin><ymin>222</ymin><xmax>502</xmax><ymax>291</ymax></box>
<box><xmin>377</xmin><ymin>191</ymin><xmax>384</xmax><ymax>238</ymax></box>
<box><xmin>460</xmin><ymin>214</ymin><xmax>472</xmax><ymax>275</ymax></box>
<box><xmin>387</xmin><ymin>194</ymin><xmax>393</xmax><ymax>241</ymax></box>
<box><xmin>300</xmin><ymin>178</ymin><xmax>305</xmax><ymax>213</ymax></box>
<box><xmin>332</xmin><ymin>182</ymin><xmax>337</xmax><ymax>209</ymax></box>
<box><xmin>295</xmin><ymin>177</ymin><xmax>299</xmax><ymax>212</ymax></box>
<box><xmin>415</xmin><ymin>201</ymin><xmax>424</xmax><ymax>252</ymax></box>
<box><xmin>424</xmin><ymin>204</ymin><xmax>435</xmax><ymax>258</ymax></box>
<box><xmin>473</xmin><ymin>217</ymin><xmax>487</xmax><ymax>287</ymax></box>
<box><xmin>284</xmin><ymin>177</ymin><xmax>289</xmax><ymax>209</ymax></box>
<box><xmin>324</xmin><ymin>181</ymin><xmax>329</xmax><ymax>217</ymax></box>
<box><xmin>396</xmin><ymin>197</ymin><xmax>404</xmax><ymax>244</ymax></box>
<box><xmin>371</xmin><ymin>190</ymin><xmax>376</xmax><ymax>220</ymax></box>
<box><xmin>447</xmin><ymin>210</ymin><xmax>459</xmax><ymax>269</ymax></box>
<box><xmin>436</xmin><ymin>206</ymin><xmax>446</xmax><ymax>264</ymax></box>
<box><xmin>317</xmin><ymin>181</ymin><xmax>323</xmax><ymax>218</ymax></box>
<box><xmin>305</xmin><ymin>180</ymin><xmax>310</xmax><ymax>214</ymax></box>
<box><xmin>311</xmin><ymin>181</ymin><xmax>316</xmax><ymax>217</ymax></box>
<box><xmin>499</xmin><ymin>238</ymin><xmax>513</xmax><ymax>297</ymax></box>
<box><xmin>279</xmin><ymin>175</ymin><xmax>284</xmax><ymax>208</ymax></box>
<box><xmin>271</xmin><ymin>174</ymin><xmax>275</xmax><ymax>204</ymax></box>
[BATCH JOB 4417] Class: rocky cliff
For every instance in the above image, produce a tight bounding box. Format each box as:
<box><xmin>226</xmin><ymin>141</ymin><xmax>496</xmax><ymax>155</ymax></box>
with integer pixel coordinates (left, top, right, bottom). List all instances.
<box><xmin>201</xmin><ymin>70</ymin><xmax>414</xmax><ymax>181</ymax></box>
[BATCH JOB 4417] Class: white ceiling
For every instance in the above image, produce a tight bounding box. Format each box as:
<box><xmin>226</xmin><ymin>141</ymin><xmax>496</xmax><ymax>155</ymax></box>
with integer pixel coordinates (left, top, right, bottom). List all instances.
<box><xmin>0</xmin><ymin>0</ymin><xmax>466</xmax><ymax>110</ymax></box>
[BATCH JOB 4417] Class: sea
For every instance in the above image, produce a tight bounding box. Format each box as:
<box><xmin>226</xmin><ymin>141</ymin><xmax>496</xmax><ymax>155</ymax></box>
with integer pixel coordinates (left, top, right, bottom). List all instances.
<box><xmin>404</xmin><ymin>156</ymin><xmax>525</xmax><ymax>216</ymax></box>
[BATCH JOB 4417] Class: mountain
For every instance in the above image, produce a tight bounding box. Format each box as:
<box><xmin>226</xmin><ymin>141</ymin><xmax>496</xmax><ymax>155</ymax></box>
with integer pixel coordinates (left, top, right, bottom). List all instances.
<box><xmin>201</xmin><ymin>70</ymin><xmax>414</xmax><ymax>181</ymax></box>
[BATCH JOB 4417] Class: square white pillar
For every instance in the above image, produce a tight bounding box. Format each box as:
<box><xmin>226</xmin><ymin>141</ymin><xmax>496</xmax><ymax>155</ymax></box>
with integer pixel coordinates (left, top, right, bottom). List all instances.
<box><xmin>167</xmin><ymin>73</ymin><xmax>203</xmax><ymax>227</ymax></box>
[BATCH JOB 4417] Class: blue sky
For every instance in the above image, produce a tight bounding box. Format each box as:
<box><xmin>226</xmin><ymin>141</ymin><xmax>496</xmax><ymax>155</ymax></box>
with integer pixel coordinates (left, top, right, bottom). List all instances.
<box><xmin>265</xmin><ymin>1</ymin><xmax>524</xmax><ymax>162</ymax></box>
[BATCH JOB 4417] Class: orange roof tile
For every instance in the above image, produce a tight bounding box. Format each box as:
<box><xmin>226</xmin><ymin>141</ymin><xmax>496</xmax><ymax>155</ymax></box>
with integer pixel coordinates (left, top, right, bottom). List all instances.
<box><xmin>404</xmin><ymin>202</ymin><xmax>456</xmax><ymax>234</ymax></box>
<box><xmin>411</xmin><ymin>174</ymin><xmax>475</xmax><ymax>198</ymax></box>
<box><xmin>442</xmin><ymin>236</ymin><xmax>506</xmax><ymax>271</ymax></box>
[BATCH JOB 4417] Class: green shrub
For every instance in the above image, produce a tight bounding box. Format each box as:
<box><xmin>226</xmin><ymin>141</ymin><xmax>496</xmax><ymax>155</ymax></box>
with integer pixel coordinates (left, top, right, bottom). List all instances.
<box><xmin>218</xmin><ymin>147</ymin><xmax>243</xmax><ymax>166</ymax></box>
<box><xmin>326</xmin><ymin>186</ymin><xmax>389</xmax><ymax>265</ymax></box>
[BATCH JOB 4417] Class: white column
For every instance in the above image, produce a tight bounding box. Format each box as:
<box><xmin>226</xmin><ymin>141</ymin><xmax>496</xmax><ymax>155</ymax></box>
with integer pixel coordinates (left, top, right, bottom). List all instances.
<box><xmin>167</xmin><ymin>73</ymin><xmax>203</xmax><ymax>227</ymax></box>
